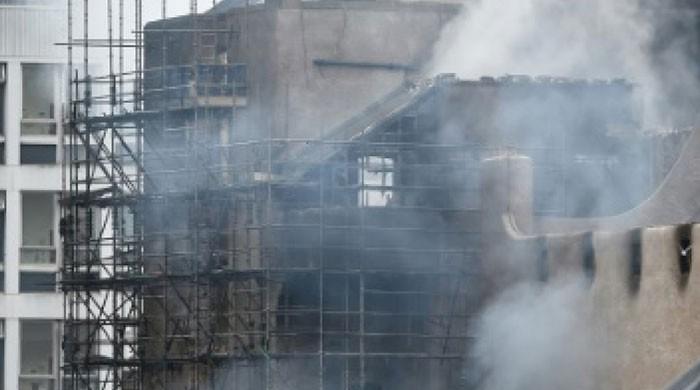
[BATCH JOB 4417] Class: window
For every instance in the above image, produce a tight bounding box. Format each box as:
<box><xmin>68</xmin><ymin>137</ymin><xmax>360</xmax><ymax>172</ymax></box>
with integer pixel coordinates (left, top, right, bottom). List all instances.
<box><xmin>0</xmin><ymin>191</ymin><xmax>5</xmax><ymax>266</ymax></box>
<box><xmin>19</xmin><ymin>272</ymin><xmax>55</xmax><ymax>293</ymax></box>
<box><xmin>678</xmin><ymin>225</ymin><xmax>692</xmax><ymax>288</ymax></box>
<box><xmin>21</xmin><ymin>192</ymin><xmax>56</xmax><ymax>265</ymax></box>
<box><xmin>0</xmin><ymin>62</ymin><xmax>5</xmax><ymax>136</ymax></box>
<box><xmin>22</xmin><ymin>64</ymin><xmax>56</xmax><ymax>136</ymax></box>
<box><xmin>0</xmin><ymin>320</ymin><xmax>4</xmax><ymax>390</ymax></box>
<box><xmin>1</xmin><ymin>63</ymin><xmax>5</xmax><ymax>163</ymax></box>
<box><xmin>19</xmin><ymin>321</ymin><xmax>57</xmax><ymax>390</ymax></box>
<box><xmin>20</xmin><ymin>144</ymin><xmax>56</xmax><ymax>164</ymax></box>
<box><xmin>629</xmin><ymin>229</ymin><xmax>642</xmax><ymax>293</ymax></box>
<box><xmin>358</xmin><ymin>156</ymin><xmax>394</xmax><ymax>207</ymax></box>
<box><xmin>0</xmin><ymin>191</ymin><xmax>4</xmax><ymax>292</ymax></box>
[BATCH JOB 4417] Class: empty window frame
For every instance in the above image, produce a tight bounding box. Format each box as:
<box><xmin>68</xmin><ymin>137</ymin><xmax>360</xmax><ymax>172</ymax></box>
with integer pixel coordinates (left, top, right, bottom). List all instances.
<box><xmin>21</xmin><ymin>64</ymin><xmax>56</xmax><ymax>136</ymax></box>
<box><xmin>19</xmin><ymin>320</ymin><xmax>57</xmax><ymax>390</ymax></box>
<box><xmin>358</xmin><ymin>156</ymin><xmax>394</xmax><ymax>207</ymax></box>
<box><xmin>20</xmin><ymin>144</ymin><xmax>56</xmax><ymax>165</ymax></box>
<box><xmin>21</xmin><ymin>192</ymin><xmax>56</xmax><ymax>265</ymax></box>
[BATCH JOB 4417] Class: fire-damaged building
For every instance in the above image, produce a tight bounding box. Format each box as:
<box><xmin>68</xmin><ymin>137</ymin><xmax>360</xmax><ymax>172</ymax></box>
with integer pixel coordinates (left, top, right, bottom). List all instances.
<box><xmin>137</xmin><ymin>69</ymin><xmax>653</xmax><ymax>388</ymax></box>
<box><xmin>60</xmin><ymin>1</ymin><xmax>700</xmax><ymax>390</ymax></box>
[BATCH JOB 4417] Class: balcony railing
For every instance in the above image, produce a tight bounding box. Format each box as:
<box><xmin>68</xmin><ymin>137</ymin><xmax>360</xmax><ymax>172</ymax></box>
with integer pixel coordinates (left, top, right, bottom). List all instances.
<box><xmin>21</xmin><ymin>245</ymin><xmax>56</xmax><ymax>265</ymax></box>
<box><xmin>21</xmin><ymin>119</ymin><xmax>57</xmax><ymax>136</ymax></box>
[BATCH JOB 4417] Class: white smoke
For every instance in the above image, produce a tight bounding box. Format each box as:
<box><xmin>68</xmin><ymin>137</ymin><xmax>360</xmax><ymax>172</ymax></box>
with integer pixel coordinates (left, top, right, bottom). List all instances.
<box><xmin>466</xmin><ymin>278</ymin><xmax>606</xmax><ymax>390</ymax></box>
<box><xmin>430</xmin><ymin>2</ymin><xmax>700</xmax><ymax>386</ymax></box>
<box><xmin>429</xmin><ymin>0</ymin><xmax>700</xmax><ymax>128</ymax></box>
<box><xmin>431</xmin><ymin>0</ymin><xmax>651</xmax><ymax>79</ymax></box>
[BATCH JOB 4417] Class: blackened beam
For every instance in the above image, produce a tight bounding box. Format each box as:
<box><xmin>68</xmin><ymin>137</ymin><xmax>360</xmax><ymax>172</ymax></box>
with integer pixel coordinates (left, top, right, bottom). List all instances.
<box><xmin>313</xmin><ymin>58</ymin><xmax>416</xmax><ymax>71</ymax></box>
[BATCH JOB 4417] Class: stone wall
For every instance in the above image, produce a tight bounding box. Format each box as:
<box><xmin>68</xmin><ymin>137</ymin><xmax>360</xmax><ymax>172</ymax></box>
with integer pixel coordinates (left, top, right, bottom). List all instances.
<box><xmin>481</xmin><ymin>153</ymin><xmax>700</xmax><ymax>389</ymax></box>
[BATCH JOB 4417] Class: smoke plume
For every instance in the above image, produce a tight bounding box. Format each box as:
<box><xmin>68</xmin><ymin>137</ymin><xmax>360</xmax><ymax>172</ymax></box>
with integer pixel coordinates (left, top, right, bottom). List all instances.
<box><xmin>428</xmin><ymin>0</ymin><xmax>700</xmax><ymax>387</ymax></box>
<box><xmin>429</xmin><ymin>0</ymin><xmax>700</xmax><ymax>128</ymax></box>
<box><xmin>465</xmin><ymin>278</ymin><xmax>608</xmax><ymax>390</ymax></box>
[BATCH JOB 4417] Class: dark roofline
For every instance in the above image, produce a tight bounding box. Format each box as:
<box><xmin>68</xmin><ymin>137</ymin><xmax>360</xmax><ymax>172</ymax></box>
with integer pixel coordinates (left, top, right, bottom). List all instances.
<box><xmin>207</xmin><ymin>0</ymin><xmax>462</xmax><ymax>14</ymax></box>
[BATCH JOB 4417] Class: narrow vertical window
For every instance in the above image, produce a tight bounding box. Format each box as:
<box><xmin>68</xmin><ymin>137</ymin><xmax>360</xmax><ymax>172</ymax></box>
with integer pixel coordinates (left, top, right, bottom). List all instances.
<box><xmin>678</xmin><ymin>224</ymin><xmax>692</xmax><ymax>287</ymax></box>
<box><xmin>629</xmin><ymin>229</ymin><xmax>642</xmax><ymax>293</ymax></box>
<box><xmin>0</xmin><ymin>319</ymin><xmax>4</xmax><ymax>390</ymax></box>
<box><xmin>0</xmin><ymin>63</ymin><xmax>6</xmax><ymax>164</ymax></box>
<box><xmin>582</xmin><ymin>232</ymin><xmax>596</xmax><ymax>285</ymax></box>
<box><xmin>0</xmin><ymin>191</ymin><xmax>5</xmax><ymax>290</ymax></box>
<box><xmin>0</xmin><ymin>63</ymin><xmax>6</xmax><ymax>136</ymax></box>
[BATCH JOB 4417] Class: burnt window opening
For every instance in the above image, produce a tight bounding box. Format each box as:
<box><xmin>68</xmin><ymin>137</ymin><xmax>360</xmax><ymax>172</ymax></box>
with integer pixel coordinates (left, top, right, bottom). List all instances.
<box><xmin>536</xmin><ymin>237</ymin><xmax>548</xmax><ymax>282</ymax></box>
<box><xmin>678</xmin><ymin>225</ymin><xmax>692</xmax><ymax>285</ymax></box>
<box><xmin>582</xmin><ymin>232</ymin><xmax>596</xmax><ymax>285</ymax></box>
<box><xmin>358</xmin><ymin>155</ymin><xmax>394</xmax><ymax>207</ymax></box>
<box><xmin>629</xmin><ymin>229</ymin><xmax>642</xmax><ymax>294</ymax></box>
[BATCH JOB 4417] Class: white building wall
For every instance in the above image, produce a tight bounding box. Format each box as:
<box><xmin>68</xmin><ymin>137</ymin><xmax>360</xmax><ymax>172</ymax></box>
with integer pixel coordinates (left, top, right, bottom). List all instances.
<box><xmin>0</xmin><ymin>2</ymin><xmax>66</xmax><ymax>390</ymax></box>
<box><xmin>0</xmin><ymin>5</ymin><xmax>65</xmax><ymax>59</ymax></box>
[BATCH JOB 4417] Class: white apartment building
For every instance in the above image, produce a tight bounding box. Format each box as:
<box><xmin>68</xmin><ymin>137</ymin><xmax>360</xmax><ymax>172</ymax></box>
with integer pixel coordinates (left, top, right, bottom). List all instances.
<box><xmin>0</xmin><ymin>1</ymin><xmax>67</xmax><ymax>389</ymax></box>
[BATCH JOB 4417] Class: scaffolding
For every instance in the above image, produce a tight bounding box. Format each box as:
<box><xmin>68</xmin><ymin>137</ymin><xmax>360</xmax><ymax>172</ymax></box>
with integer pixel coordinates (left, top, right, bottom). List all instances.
<box><xmin>61</xmin><ymin>2</ymin><xmax>650</xmax><ymax>389</ymax></box>
<box><xmin>62</xmin><ymin>1</ymin><xmax>145</xmax><ymax>389</ymax></box>
<box><xmin>62</xmin><ymin>2</ymin><xmax>479</xmax><ymax>389</ymax></box>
